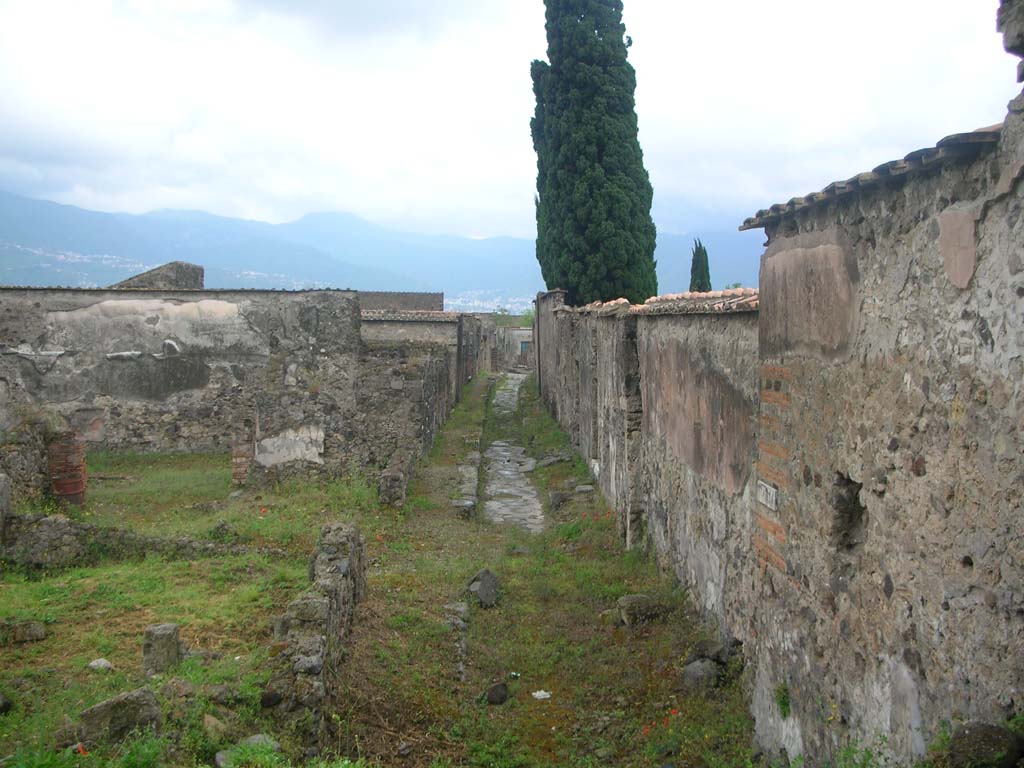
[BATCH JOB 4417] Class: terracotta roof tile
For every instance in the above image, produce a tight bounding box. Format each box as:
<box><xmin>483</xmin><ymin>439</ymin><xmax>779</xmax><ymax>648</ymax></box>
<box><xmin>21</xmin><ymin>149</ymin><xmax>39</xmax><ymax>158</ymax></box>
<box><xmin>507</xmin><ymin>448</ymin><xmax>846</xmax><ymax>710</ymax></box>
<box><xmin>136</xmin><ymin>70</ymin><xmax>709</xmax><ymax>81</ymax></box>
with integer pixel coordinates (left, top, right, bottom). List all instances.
<box><xmin>740</xmin><ymin>124</ymin><xmax>1003</xmax><ymax>231</ymax></box>
<box><xmin>633</xmin><ymin>289</ymin><xmax>759</xmax><ymax>316</ymax></box>
<box><xmin>361</xmin><ymin>309</ymin><xmax>460</xmax><ymax>323</ymax></box>
<box><xmin>553</xmin><ymin>289</ymin><xmax>759</xmax><ymax>317</ymax></box>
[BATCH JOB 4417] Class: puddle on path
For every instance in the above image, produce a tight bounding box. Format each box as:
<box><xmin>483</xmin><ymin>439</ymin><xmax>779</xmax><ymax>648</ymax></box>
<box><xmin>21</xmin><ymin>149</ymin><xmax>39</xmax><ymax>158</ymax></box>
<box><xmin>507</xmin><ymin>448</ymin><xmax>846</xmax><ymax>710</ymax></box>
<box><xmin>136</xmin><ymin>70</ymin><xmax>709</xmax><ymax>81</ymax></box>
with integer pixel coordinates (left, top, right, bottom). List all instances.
<box><xmin>483</xmin><ymin>374</ymin><xmax>545</xmax><ymax>533</ymax></box>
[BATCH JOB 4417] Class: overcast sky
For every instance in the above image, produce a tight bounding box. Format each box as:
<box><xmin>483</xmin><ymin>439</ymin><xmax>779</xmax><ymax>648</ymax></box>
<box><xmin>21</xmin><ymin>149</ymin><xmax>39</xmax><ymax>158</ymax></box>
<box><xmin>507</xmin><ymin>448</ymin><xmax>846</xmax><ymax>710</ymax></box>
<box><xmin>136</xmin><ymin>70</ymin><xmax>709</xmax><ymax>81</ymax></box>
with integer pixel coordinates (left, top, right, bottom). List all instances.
<box><xmin>0</xmin><ymin>0</ymin><xmax>1018</xmax><ymax>239</ymax></box>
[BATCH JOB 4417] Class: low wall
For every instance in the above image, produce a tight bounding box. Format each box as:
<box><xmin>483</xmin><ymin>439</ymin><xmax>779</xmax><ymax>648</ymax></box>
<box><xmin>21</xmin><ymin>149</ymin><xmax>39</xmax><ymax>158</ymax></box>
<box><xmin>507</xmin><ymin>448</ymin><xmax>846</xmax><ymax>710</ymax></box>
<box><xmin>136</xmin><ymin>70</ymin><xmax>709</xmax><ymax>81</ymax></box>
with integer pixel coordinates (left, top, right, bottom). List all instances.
<box><xmin>0</xmin><ymin>510</ymin><xmax>275</xmax><ymax>569</ymax></box>
<box><xmin>267</xmin><ymin>522</ymin><xmax>367</xmax><ymax>745</ymax></box>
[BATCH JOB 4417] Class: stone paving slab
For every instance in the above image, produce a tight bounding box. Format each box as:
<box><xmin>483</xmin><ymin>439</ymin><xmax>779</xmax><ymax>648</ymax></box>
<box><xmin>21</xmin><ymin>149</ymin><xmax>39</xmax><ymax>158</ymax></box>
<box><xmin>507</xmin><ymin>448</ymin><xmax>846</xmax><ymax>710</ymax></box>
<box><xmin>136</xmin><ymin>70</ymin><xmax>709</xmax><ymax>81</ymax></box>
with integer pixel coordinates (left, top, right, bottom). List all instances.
<box><xmin>483</xmin><ymin>375</ymin><xmax>544</xmax><ymax>533</ymax></box>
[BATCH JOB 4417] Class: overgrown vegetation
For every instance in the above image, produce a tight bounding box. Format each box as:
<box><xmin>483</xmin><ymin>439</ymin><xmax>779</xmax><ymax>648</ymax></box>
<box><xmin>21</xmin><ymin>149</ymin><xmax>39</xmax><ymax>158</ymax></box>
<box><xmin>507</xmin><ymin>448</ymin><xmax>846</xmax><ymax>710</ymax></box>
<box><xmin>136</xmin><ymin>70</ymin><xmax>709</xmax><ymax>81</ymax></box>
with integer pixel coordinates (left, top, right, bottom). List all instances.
<box><xmin>2</xmin><ymin>375</ymin><xmax>756</xmax><ymax>766</ymax></box>
<box><xmin>493</xmin><ymin>308</ymin><xmax>534</xmax><ymax>328</ymax></box>
<box><xmin>774</xmin><ymin>683</ymin><xmax>791</xmax><ymax>719</ymax></box>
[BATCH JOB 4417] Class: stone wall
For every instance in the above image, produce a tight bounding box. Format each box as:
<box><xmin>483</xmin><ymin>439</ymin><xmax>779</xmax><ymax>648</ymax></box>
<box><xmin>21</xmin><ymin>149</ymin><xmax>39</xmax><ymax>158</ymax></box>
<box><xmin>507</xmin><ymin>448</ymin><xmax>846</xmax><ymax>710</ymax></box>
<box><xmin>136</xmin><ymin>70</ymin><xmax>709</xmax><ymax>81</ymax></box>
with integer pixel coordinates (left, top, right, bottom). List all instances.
<box><xmin>635</xmin><ymin>304</ymin><xmax>759</xmax><ymax>622</ymax></box>
<box><xmin>494</xmin><ymin>327</ymin><xmax>534</xmax><ymax>371</ymax></box>
<box><xmin>0</xmin><ymin>288</ymin><xmax>465</xmax><ymax>500</ymax></box>
<box><xmin>267</xmin><ymin>522</ymin><xmax>367</xmax><ymax>745</ymax></box>
<box><xmin>534</xmin><ymin>292</ymin><xmax>758</xmax><ymax>564</ymax></box>
<box><xmin>0</xmin><ymin>288</ymin><xmax>358</xmax><ymax>485</ymax></box>
<box><xmin>110</xmin><ymin>261</ymin><xmax>205</xmax><ymax>290</ymax></box>
<box><xmin>358</xmin><ymin>291</ymin><xmax>443</xmax><ymax>312</ymax></box>
<box><xmin>739</xmin><ymin>96</ymin><xmax>1024</xmax><ymax>764</ymax></box>
<box><xmin>0</xmin><ymin>510</ymin><xmax>274</xmax><ymax>570</ymax></box>
<box><xmin>360</xmin><ymin>310</ymin><xmax>484</xmax><ymax>404</ymax></box>
<box><xmin>533</xmin><ymin>77</ymin><xmax>1023</xmax><ymax>760</ymax></box>
<box><xmin>354</xmin><ymin>342</ymin><xmax>455</xmax><ymax>502</ymax></box>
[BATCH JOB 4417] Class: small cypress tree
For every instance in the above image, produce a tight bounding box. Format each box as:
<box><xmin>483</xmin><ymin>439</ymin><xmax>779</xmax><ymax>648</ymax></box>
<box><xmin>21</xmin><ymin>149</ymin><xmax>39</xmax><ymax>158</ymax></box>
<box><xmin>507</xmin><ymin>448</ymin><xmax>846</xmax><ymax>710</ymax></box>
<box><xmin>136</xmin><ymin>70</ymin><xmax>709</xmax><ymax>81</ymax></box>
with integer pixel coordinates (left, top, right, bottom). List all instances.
<box><xmin>689</xmin><ymin>238</ymin><xmax>711</xmax><ymax>292</ymax></box>
<box><xmin>531</xmin><ymin>0</ymin><xmax>657</xmax><ymax>306</ymax></box>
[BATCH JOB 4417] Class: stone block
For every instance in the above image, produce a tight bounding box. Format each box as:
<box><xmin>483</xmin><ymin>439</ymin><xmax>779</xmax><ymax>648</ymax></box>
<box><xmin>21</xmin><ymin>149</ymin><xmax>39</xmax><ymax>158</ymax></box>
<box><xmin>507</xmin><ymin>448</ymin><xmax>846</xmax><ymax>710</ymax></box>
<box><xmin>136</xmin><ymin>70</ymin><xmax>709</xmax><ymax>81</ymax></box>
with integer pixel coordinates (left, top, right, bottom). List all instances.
<box><xmin>378</xmin><ymin>467</ymin><xmax>407</xmax><ymax>507</ymax></box>
<box><xmin>142</xmin><ymin>623</ymin><xmax>181</xmax><ymax>676</ymax></box>
<box><xmin>1</xmin><ymin>620</ymin><xmax>47</xmax><ymax>645</ymax></box>
<box><xmin>0</xmin><ymin>472</ymin><xmax>10</xmax><ymax>526</ymax></box>
<box><xmin>78</xmin><ymin>687</ymin><xmax>161</xmax><ymax>744</ymax></box>
<box><xmin>949</xmin><ymin>722</ymin><xmax>1024</xmax><ymax>768</ymax></box>
<box><xmin>677</xmin><ymin>659</ymin><xmax>719</xmax><ymax>695</ymax></box>
<box><xmin>468</xmin><ymin>569</ymin><xmax>500</xmax><ymax>608</ymax></box>
<box><xmin>616</xmin><ymin>594</ymin><xmax>666</xmax><ymax>626</ymax></box>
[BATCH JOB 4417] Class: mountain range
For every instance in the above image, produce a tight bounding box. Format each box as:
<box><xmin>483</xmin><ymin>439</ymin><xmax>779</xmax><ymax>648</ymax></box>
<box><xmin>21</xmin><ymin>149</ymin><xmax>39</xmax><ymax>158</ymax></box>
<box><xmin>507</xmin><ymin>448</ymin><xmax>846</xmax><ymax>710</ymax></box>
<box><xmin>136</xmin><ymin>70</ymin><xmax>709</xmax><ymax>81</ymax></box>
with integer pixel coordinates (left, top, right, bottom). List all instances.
<box><xmin>0</xmin><ymin>189</ymin><xmax>763</xmax><ymax>311</ymax></box>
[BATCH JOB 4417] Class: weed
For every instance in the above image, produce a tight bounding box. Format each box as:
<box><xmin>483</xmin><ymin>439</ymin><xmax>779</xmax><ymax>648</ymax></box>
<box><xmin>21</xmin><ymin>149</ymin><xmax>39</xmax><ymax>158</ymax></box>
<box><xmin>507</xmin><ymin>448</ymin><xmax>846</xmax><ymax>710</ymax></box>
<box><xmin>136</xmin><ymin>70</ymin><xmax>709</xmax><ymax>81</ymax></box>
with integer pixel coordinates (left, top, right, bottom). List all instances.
<box><xmin>1009</xmin><ymin>710</ymin><xmax>1024</xmax><ymax>736</ymax></box>
<box><xmin>775</xmin><ymin>683</ymin><xmax>791</xmax><ymax>719</ymax></box>
<box><xmin>467</xmin><ymin>733</ymin><xmax>531</xmax><ymax>768</ymax></box>
<box><xmin>223</xmin><ymin>741</ymin><xmax>288</xmax><ymax>768</ymax></box>
<box><xmin>7</xmin><ymin>747</ymin><xmax>79</xmax><ymax>768</ymax></box>
<box><xmin>114</xmin><ymin>733</ymin><xmax>167</xmax><ymax>768</ymax></box>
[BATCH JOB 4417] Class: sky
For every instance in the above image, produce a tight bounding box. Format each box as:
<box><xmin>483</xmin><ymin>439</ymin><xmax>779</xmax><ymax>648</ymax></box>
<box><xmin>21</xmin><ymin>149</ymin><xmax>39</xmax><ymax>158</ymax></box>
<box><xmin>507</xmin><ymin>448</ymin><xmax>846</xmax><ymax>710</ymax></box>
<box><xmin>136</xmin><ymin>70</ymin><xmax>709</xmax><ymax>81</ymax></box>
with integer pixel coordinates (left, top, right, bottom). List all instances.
<box><xmin>0</xmin><ymin>0</ymin><xmax>1018</xmax><ymax>239</ymax></box>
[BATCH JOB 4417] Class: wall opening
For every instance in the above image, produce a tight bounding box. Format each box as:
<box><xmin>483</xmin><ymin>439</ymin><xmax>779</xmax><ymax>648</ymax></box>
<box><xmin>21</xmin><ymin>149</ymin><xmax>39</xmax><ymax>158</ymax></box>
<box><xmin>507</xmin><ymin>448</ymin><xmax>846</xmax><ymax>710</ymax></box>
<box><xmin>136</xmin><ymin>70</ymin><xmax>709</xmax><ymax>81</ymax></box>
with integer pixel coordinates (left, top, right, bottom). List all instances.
<box><xmin>830</xmin><ymin>472</ymin><xmax>866</xmax><ymax>552</ymax></box>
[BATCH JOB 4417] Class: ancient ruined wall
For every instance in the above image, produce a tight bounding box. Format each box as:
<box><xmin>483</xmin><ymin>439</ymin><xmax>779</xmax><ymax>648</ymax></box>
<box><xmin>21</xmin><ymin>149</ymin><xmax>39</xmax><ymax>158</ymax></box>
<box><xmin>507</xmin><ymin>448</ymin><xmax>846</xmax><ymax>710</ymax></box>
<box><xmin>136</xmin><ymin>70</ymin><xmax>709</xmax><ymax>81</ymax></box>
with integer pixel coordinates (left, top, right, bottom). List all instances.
<box><xmin>354</xmin><ymin>342</ymin><xmax>455</xmax><ymax>482</ymax></box>
<box><xmin>268</xmin><ymin>522</ymin><xmax>367</xmax><ymax>745</ymax></box>
<box><xmin>359</xmin><ymin>313</ymin><xmax>459</xmax><ymax>346</ymax></box>
<box><xmin>579</xmin><ymin>305</ymin><xmax>646</xmax><ymax>548</ymax></box>
<box><xmin>635</xmin><ymin>306</ymin><xmax>759</xmax><ymax>621</ymax></box>
<box><xmin>535</xmin><ymin>295</ymin><xmax>756</xmax><ymax>556</ymax></box>
<box><xmin>0</xmin><ymin>288</ymin><xmax>460</xmax><ymax>498</ymax></box>
<box><xmin>530</xmin><ymin>10</ymin><xmax>1024</xmax><ymax>763</ymax></box>
<box><xmin>457</xmin><ymin>315</ymin><xmax>483</xmax><ymax>390</ymax></box>
<box><xmin>110</xmin><ymin>261</ymin><xmax>205</xmax><ymax>290</ymax></box>
<box><xmin>743</xmin><ymin>99</ymin><xmax>1024</xmax><ymax>764</ymax></box>
<box><xmin>358</xmin><ymin>291</ymin><xmax>443</xmax><ymax>312</ymax></box>
<box><xmin>534</xmin><ymin>289</ymin><xmax>566</xmax><ymax>414</ymax></box>
<box><xmin>0</xmin><ymin>288</ymin><xmax>360</xmax><ymax>479</ymax></box>
<box><xmin>476</xmin><ymin>314</ymin><xmax>497</xmax><ymax>373</ymax></box>
<box><xmin>494</xmin><ymin>327</ymin><xmax>534</xmax><ymax>371</ymax></box>
<box><xmin>359</xmin><ymin>310</ymin><xmax>482</xmax><ymax>407</ymax></box>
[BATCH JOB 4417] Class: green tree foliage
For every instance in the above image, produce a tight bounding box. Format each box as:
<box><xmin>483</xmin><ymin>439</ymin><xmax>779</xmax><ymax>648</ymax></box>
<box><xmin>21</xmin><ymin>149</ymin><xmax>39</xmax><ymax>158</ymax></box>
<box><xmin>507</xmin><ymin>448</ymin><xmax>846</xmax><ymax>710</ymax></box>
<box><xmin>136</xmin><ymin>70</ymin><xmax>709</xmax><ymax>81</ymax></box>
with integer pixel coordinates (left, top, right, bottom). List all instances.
<box><xmin>689</xmin><ymin>238</ymin><xmax>711</xmax><ymax>292</ymax></box>
<box><xmin>531</xmin><ymin>0</ymin><xmax>657</xmax><ymax>306</ymax></box>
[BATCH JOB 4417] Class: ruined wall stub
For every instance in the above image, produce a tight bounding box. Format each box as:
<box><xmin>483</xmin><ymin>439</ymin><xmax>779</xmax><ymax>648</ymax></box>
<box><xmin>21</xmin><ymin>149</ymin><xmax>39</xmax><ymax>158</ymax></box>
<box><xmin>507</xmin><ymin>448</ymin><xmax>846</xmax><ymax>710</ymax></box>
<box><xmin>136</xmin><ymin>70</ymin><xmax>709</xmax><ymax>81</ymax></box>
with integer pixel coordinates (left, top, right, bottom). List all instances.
<box><xmin>534</xmin><ymin>289</ymin><xmax>566</xmax><ymax>413</ymax></box>
<box><xmin>110</xmin><ymin>261</ymin><xmax>205</xmax><ymax>290</ymax></box>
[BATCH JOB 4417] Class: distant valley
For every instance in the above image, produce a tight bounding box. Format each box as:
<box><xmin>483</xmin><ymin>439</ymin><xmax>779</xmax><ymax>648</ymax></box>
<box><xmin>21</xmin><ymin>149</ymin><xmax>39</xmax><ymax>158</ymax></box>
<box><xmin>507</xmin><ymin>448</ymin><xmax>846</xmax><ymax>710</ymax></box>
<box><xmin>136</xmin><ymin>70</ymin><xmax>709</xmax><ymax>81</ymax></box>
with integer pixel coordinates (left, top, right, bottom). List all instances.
<box><xmin>0</xmin><ymin>190</ymin><xmax>762</xmax><ymax>311</ymax></box>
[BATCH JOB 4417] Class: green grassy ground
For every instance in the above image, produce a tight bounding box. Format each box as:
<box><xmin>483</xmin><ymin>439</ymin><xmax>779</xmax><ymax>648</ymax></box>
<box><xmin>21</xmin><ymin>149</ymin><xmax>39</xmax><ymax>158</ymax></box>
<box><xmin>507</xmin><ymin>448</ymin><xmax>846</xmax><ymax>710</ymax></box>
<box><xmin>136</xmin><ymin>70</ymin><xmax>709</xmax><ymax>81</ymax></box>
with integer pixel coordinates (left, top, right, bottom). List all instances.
<box><xmin>2</xmin><ymin>375</ymin><xmax>756</xmax><ymax>767</ymax></box>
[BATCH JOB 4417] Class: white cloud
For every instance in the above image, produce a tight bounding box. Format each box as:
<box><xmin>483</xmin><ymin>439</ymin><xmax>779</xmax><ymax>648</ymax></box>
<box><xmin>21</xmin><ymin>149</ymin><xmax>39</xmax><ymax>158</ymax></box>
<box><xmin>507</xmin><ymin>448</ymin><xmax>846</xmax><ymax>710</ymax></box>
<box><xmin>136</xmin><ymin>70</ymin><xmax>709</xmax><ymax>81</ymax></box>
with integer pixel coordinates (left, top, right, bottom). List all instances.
<box><xmin>0</xmin><ymin>0</ymin><xmax>1017</xmax><ymax>237</ymax></box>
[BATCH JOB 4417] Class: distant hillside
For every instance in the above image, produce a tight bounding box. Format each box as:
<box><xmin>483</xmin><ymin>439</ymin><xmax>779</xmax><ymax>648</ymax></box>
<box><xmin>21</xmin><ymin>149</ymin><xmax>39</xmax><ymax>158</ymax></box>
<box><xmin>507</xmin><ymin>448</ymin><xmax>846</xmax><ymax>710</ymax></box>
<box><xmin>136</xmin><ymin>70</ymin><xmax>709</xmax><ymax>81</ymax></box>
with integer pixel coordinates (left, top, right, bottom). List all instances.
<box><xmin>0</xmin><ymin>190</ymin><xmax>761</xmax><ymax>310</ymax></box>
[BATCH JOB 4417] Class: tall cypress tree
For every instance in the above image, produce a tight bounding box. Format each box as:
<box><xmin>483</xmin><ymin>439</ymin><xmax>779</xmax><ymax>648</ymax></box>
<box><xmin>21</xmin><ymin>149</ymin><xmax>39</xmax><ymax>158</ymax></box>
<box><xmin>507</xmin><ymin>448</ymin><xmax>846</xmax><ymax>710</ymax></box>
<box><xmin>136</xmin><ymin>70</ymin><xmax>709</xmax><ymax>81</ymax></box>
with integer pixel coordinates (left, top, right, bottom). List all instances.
<box><xmin>689</xmin><ymin>238</ymin><xmax>711</xmax><ymax>292</ymax></box>
<box><xmin>531</xmin><ymin>0</ymin><xmax>657</xmax><ymax>306</ymax></box>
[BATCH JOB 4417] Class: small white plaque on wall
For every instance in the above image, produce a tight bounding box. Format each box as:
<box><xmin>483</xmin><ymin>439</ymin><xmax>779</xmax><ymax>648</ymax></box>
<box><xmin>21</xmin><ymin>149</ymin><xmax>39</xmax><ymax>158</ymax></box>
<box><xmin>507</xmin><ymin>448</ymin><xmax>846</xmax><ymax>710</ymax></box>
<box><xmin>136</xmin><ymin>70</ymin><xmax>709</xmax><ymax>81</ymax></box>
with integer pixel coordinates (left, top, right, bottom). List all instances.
<box><xmin>757</xmin><ymin>480</ymin><xmax>778</xmax><ymax>511</ymax></box>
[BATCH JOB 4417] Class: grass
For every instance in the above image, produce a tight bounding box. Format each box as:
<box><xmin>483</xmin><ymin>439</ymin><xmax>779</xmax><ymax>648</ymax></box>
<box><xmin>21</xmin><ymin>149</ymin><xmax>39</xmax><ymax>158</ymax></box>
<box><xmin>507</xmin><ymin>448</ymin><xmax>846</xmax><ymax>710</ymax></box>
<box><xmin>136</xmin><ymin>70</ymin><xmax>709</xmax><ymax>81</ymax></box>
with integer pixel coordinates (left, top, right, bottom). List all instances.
<box><xmin>329</xmin><ymin>374</ymin><xmax>755</xmax><ymax>767</ymax></box>
<box><xmin>17</xmin><ymin>451</ymin><xmax>388</xmax><ymax>557</ymax></box>
<box><xmin>1</xmin><ymin>373</ymin><xmax>755</xmax><ymax>767</ymax></box>
<box><xmin>0</xmin><ymin>552</ymin><xmax>304</xmax><ymax>764</ymax></box>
